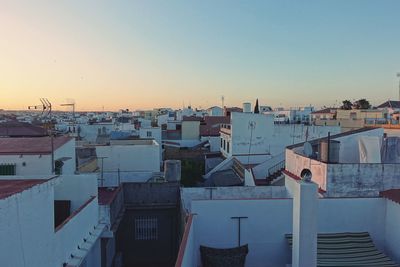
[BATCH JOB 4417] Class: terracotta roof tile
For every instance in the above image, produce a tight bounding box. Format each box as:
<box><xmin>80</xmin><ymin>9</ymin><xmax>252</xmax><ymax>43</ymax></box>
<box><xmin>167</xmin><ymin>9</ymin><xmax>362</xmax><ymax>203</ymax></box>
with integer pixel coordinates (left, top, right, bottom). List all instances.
<box><xmin>0</xmin><ymin>179</ymin><xmax>47</xmax><ymax>200</ymax></box>
<box><xmin>380</xmin><ymin>189</ymin><xmax>400</xmax><ymax>204</ymax></box>
<box><xmin>0</xmin><ymin>136</ymin><xmax>73</xmax><ymax>155</ymax></box>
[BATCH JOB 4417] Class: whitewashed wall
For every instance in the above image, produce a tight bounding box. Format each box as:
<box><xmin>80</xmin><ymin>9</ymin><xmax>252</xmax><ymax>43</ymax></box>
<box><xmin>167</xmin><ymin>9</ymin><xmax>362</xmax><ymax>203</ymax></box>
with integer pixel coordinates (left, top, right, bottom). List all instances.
<box><xmin>384</xmin><ymin>199</ymin><xmax>400</xmax><ymax>263</ymax></box>
<box><xmin>96</xmin><ymin>142</ymin><xmax>160</xmax><ymax>173</ymax></box>
<box><xmin>54</xmin><ymin>174</ymin><xmax>98</xmax><ymax>211</ymax></box>
<box><xmin>54</xmin><ymin>196</ymin><xmax>99</xmax><ymax>266</ymax></box>
<box><xmin>54</xmin><ymin>138</ymin><xmax>76</xmax><ymax>174</ymax></box>
<box><xmin>0</xmin><ymin>154</ymin><xmax>52</xmax><ymax>175</ymax></box>
<box><xmin>0</xmin><ymin>181</ymin><xmax>55</xmax><ymax>267</ymax></box>
<box><xmin>188</xmin><ymin>197</ymin><xmax>388</xmax><ymax>267</ymax></box>
<box><xmin>191</xmin><ymin>199</ymin><xmax>293</xmax><ymax>267</ymax></box>
<box><xmin>0</xmin><ymin>139</ymin><xmax>76</xmax><ymax>175</ymax></box>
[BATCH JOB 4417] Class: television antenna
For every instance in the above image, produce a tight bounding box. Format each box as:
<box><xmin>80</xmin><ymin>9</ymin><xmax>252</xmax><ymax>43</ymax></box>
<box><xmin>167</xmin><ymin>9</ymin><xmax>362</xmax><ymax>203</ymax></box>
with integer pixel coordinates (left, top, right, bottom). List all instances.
<box><xmin>221</xmin><ymin>95</ymin><xmax>225</xmax><ymax>109</ymax></box>
<box><xmin>28</xmin><ymin>98</ymin><xmax>55</xmax><ymax>174</ymax></box>
<box><xmin>28</xmin><ymin>98</ymin><xmax>52</xmax><ymax>118</ymax></box>
<box><xmin>61</xmin><ymin>100</ymin><xmax>76</xmax><ymax>127</ymax></box>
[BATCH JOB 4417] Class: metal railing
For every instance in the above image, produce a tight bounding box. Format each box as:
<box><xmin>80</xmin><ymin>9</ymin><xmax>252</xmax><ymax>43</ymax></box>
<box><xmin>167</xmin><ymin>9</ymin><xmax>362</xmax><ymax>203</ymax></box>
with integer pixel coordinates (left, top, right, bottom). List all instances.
<box><xmin>267</xmin><ymin>160</ymin><xmax>285</xmax><ymax>178</ymax></box>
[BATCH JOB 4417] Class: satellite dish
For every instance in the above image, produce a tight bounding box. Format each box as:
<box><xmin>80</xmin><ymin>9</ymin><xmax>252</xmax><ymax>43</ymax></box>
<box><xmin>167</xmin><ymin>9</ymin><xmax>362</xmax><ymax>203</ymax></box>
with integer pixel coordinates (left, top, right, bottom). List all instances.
<box><xmin>303</xmin><ymin>142</ymin><xmax>313</xmax><ymax>157</ymax></box>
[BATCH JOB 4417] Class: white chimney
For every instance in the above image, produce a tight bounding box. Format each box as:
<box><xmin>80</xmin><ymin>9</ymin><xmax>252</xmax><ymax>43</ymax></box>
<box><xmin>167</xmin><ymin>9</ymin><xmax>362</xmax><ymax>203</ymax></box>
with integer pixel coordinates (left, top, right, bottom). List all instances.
<box><xmin>292</xmin><ymin>179</ymin><xmax>318</xmax><ymax>267</ymax></box>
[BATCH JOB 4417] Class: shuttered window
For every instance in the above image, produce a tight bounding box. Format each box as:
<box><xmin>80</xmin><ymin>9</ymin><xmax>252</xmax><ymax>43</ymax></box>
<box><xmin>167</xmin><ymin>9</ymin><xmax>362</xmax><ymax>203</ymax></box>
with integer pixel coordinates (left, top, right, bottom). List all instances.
<box><xmin>0</xmin><ymin>164</ymin><xmax>16</xmax><ymax>175</ymax></box>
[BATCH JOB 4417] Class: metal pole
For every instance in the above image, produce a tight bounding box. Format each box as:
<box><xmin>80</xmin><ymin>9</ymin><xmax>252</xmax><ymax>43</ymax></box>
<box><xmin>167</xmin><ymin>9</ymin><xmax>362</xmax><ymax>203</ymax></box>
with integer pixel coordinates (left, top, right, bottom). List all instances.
<box><xmin>101</xmin><ymin>158</ymin><xmax>104</xmax><ymax>187</ymax></box>
<box><xmin>327</xmin><ymin>132</ymin><xmax>331</xmax><ymax>163</ymax></box>
<box><xmin>51</xmin><ymin>130</ymin><xmax>54</xmax><ymax>174</ymax></box>
<box><xmin>205</xmin><ymin>187</ymin><xmax>216</xmax><ymax>199</ymax></box>
<box><xmin>231</xmin><ymin>216</ymin><xmax>248</xmax><ymax>247</ymax></box>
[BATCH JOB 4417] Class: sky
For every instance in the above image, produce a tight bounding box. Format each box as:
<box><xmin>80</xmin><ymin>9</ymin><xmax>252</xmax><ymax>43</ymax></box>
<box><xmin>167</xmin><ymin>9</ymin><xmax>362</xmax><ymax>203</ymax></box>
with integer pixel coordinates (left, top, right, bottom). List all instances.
<box><xmin>1</xmin><ymin>0</ymin><xmax>400</xmax><ymax>111</ymax></box>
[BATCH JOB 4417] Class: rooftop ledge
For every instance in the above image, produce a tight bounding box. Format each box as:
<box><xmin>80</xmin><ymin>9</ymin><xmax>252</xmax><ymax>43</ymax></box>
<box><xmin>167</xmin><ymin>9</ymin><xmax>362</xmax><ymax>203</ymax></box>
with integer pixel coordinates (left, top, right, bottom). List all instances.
<box><xmin>55</xmin><ymin>196</ymin><xmax>97</xmax><ymax>232</ymax></box>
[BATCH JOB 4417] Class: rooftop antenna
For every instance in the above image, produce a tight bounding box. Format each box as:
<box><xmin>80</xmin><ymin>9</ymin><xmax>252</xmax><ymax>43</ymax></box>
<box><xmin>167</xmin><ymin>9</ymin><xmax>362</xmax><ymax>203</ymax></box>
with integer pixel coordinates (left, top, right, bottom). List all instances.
<box><xmin>221</xmin><ymin>95</ymin><xmax>225</xmax><ymax>109</ymax></box>
<box><xmin>397</xmin><ymin>73</ymin><xmax>400</xmax><ymax>101</ymax></box>
<box><xmin>28</xmin><ymin>98</ymin><xmax>55</xmax><ymax>174</ymax></box>
<box><xmin>60</xmin><ymin>100</ymin><xmax>76</xmax><ymax>124</ymax></box>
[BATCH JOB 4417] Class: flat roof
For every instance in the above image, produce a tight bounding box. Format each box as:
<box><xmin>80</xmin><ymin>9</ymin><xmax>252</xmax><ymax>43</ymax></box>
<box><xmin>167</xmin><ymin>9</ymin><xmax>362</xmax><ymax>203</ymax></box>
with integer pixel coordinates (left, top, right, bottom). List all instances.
<box><xmin>0</xmin><ymin>136</ymin><xmax>73</xmax><ymax>155</ymax></box>
<box><xmin>0</xmin><ymin>179</ymin><xmax>48</xmax><ymax>200</ymax></box>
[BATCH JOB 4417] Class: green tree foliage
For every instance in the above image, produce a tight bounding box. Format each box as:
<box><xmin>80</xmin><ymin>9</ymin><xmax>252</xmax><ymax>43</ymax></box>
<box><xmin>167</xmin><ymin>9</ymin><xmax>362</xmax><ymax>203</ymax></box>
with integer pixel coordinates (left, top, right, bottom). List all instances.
<box><xmin>353</xmin><ymin>99</ymin><xmax>371</xmax><ymax>110</ymax></box>
<box><xmin>341</xmin><ymin>100</ymin><xmax>353</xmax><ymax>110</ymax></box>
<box><xmin>180</xmin><ymin>159</ymin><xmax>204</xmax><ymax>187</ymax></box>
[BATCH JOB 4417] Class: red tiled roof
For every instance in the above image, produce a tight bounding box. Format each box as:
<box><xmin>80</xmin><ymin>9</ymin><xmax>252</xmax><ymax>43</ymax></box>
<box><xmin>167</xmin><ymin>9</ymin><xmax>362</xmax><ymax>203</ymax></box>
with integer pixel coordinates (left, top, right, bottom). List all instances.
<box><xmin>0</xmin><ymin>179</ymin><xmax>47</xmax><ymax>200</ymax></box>
<box><xmin>380</xmin><ymin>189</ymin><xmax>400</xmax><ymax>204</ymax></box>
<box><xmin>0</xmin><ymin>136</ymin><xmax>73</xmax><ymax>155</ymax></box>
<box><xmin>98</xmin><ymin>186</ymin><xmax>122</xmax><ymax>205</ymax></box>
<box><xmin>200</xmin><ymin>116</ymin><xmax>230</xmax><ymax>136</ymax></box>
<box><xmin>0</xmin><ymin>121</ymin><xmax>47</xmax><ymax>137</ymax></box>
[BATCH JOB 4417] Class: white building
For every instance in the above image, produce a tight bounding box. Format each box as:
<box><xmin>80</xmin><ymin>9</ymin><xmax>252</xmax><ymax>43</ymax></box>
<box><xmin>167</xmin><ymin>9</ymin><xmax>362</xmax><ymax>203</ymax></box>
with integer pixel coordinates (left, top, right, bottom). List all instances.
<box><xmin>139</xmin><ymin>126</ymin><xmax>163</xmax><ymax>160</ymax></box>
<box><xmin>95</xmin><ymin>139</ymin><xmax>161</xmax><ymax>186</ymax></box>
<box><xmin>177</xmin><ymin>158</ymin><xmax>400</xmax><ymax>267</ymax></box>
<box><xmin>284</xmin><ymin>127</ymin><xmax>400</xmax><ymax>197</ymax></box>
<box><xmin>219</xmin><ymin>112</ymin><xmax>340</xmax><ymax>164</ymax></box>
<box><xmin>0</xmin><ymin>174</ymin><xmax>104</xmax><ymax>267</ymax></box>
<box><xmin>0</xmin><ymin>136</ymin><xmax>76</xmax><ymax>176</ymax></box>
<box><xmin>206</xmin><ymin>106</ymin><xmax>224</xmax><ymax>117</ymax></box>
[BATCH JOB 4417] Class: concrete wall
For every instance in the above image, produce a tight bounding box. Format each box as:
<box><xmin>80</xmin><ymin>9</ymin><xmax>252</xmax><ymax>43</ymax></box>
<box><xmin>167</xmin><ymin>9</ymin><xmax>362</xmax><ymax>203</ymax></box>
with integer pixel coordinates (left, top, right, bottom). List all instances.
<box><xmin>0</xmin><ymin>180</ymin><xmax>56</xmax><ymax>267</ymax></box>
<box><xmin>285</xmin><ymin>149</ymin><xmax>328</xmax><ymax>191</ymax></box>
<box><xmin>181</xmin><ymin>186</ymin><xmax>288</xmax><ymax>215</ymax></box>
<box><xmin>54</xmin><ymin>174</ymin><xmax>98</xmax><ymax>211</ymax></box>
<box><xmin>54</xmin><ymin>138</ymin><xmax>76</xmax><ymax>174</ymax></box>
<box><xmin>187</xmin><ymin>197</ymin><xmax>388</xmax><ymax>267</ymax></box>
<box><xmin>384</xmin><ymin>199</ymin><xmax>400</xmax><ymax>263</ymax></box>
<box><xmin>178</xmin><ymin>217</ymin><xmax>197</xmax><ymax>267</ymax></box>
<box><xmin>139</xmin><ymin>127</ymin><xmax>162</xmax><ymax>161</ymax></box>
<box><xmin>0</xmin><ymin>139</ymin><xmax>76</xmax><ymax>175</ymax></box>
<box><xmin>54</xmin><ymin>196</ymin><xmax>99</xmax><ymax>266</ymax></box>
<box><xmin>96</xmin><ymin>141</ymin><xmax>160</xmax><ymax>173</ymax></box>
<box><xmin>0</xmin><ymin>154</ymin><xmax>52</xmax><ymax>175</ymax></box>
<box><xmin>326</xmin><ymin>163</ymin><xmax>400</xmax><ymax>197</ymax></box>
<box><xmin>182</xmin><ymin>121</ymin><xmax>200</xmax><ymax>140</ymax></box>
<box><xmin>230</xmin><ymin>112</ymin><xmax>274</xmax><ymax>156</ymax></box>
<box><xmin>200</xmin><ymin>136</ymin><xmax>220</xmax><ymax>152</ymax></box>
<box><xmin>191</xmin><ymin>199</ymin><xmax>293</xmax><ymax>267</ymax></box>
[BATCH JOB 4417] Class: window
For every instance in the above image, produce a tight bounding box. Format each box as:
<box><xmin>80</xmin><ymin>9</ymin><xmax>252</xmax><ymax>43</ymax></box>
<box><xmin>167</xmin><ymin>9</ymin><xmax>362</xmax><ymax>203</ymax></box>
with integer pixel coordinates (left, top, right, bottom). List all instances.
<box><xmin>220</xmin><ymin>138</ymin><xmax>223</xmax><ymax>148</ymax></box>
<box><xmin>227</xmin><ymin>141</ymin><xmax>230</xmax><ymax>153</ymax></box>
<box><xmin>55</xmin><ymin>160</ymin><xmax>64</xmax><ymax>175</ymax></box>
<box><xmin>223</xmin><ymin>140</ymin><xmax>226</xmax><ymax>150</ymax></box>
<box><xmin>0</xmin><ymin>164</ymin><xmax>16</xmax><ymax>175</ymax></box>
<box><xmin>134</xmin><ymin>217</ymin><xmax>158</xmax><ymax>240</ymax></box>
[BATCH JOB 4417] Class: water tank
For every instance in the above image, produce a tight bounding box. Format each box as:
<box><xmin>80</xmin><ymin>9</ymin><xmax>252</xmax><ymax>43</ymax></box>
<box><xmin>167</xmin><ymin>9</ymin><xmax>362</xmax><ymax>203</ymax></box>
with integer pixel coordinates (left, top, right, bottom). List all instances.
<box><xmin>164</xmin><ymin>160</ymin><xmax>181</xmax><ymax>182</ymax></box>
<box><xmin>320</xmin><ymin>140</ymin><xmax>340</xmax><ymax>163</ymax></box>
<box><xmin>243</xmin><ymin>102</ymin><xmax>252</xmax><ymax>113</ymax></box>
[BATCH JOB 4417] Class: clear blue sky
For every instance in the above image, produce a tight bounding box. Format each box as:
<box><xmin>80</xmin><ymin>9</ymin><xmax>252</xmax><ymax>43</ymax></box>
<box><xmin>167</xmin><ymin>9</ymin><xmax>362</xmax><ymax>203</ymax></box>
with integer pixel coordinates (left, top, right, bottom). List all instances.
<box><xmin>1</xmin><ymin>0</ymin><xmax>400</xmax><ymax>110</ymax></box>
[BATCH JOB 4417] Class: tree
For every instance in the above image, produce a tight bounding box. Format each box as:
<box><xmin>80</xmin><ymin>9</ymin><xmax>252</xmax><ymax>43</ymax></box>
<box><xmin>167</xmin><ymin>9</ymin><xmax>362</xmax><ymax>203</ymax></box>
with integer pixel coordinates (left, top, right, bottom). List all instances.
<box><xmin>353</xmin><ymin>99</ymin><xmax>371</xmax><ymax>110</ymax></box>
<box><xmin>341</xmin><ymin>100</ymin><xmax>353</xmax><ymax>110</ymax></box>
<box><xmin>254</xmin><ymin>98</ymin><xmax>260</xmax><ymax>114</ymax></box>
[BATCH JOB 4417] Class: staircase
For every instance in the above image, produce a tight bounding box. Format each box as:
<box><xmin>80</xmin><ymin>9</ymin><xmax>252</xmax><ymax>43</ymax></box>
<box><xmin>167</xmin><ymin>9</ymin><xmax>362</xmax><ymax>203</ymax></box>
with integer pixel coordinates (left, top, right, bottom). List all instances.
<box><xmin>263</xmin><ymin>160</ymin><xmax>285</xmax><ymax>185</ymax></box>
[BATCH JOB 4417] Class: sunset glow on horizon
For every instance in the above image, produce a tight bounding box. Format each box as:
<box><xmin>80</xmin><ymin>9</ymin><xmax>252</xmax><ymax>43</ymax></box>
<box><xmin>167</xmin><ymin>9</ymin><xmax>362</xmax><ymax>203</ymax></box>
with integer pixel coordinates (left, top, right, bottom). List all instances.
<box><xmin>1</xmin><ymin>0</ymin><xmax>400</xmax><ymax>111</ymax></box>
